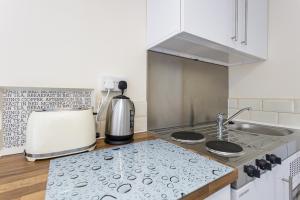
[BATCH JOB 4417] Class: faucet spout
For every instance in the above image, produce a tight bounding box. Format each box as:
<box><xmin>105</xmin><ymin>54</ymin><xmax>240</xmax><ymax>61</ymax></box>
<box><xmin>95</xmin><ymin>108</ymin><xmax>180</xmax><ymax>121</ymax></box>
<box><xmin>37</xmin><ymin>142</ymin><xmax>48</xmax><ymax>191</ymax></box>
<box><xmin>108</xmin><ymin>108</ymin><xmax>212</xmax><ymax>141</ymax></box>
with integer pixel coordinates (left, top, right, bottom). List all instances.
<box><xmin>216</xmin><ymin>107</ymin><xmax>252</xmax><ymax>139</ymax></box>
<box><xmin>216</xmin><ymin>113</ymin><xmax>225</xmax><ymax>139</ymax></box>
<box><xmin>223</xmin><ymin>107</ymin><xmax>252</xmax><ymax>125</ymax></box>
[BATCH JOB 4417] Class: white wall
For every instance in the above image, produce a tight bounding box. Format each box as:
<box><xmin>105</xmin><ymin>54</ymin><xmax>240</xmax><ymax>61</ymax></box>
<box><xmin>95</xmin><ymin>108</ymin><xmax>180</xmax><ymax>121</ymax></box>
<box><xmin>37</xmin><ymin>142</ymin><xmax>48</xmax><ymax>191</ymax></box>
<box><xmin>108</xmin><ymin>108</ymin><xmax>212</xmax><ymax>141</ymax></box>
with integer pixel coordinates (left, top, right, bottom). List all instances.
<box><xmin>229</xmin><ymin>0</ymin><xmax>300</xmax><ymax>99</ymax></box>
<box><xmin>0</xmin><ymin>0</ymin><xmax>147</xmax><ymax>132</ymax></box>
<box><xmin>229</xmin><ymin>0</ymin><xmax>300</xmax><ymax>128</ymax></box>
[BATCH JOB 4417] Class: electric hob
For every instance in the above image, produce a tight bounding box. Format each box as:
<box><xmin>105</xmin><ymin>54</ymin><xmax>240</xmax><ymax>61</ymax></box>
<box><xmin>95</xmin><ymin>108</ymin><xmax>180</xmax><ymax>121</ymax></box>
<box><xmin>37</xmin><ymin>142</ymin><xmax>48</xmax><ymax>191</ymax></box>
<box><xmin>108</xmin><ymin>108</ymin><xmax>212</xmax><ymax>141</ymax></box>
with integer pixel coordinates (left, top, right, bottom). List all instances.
<box><xmin>150</xmin><ymin>122</ymin><xmax>299</xmax><ymax>189</ymax></box>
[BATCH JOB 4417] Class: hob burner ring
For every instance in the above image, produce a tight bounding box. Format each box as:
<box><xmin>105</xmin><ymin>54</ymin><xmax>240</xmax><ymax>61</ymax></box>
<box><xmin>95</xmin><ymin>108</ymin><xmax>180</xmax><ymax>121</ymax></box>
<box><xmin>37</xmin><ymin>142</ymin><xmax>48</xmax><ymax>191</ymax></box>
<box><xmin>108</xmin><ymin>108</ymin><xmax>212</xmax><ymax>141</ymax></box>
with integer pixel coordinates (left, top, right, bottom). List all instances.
<box><xmin>171</xmin><ymin>131</ymin><xmax>205</xmax><ymax>144</ymax></box>
<box><xmin>206</xmin><ymin>140</ymin><xmax>244</xmax><ymax>157</ymax></box>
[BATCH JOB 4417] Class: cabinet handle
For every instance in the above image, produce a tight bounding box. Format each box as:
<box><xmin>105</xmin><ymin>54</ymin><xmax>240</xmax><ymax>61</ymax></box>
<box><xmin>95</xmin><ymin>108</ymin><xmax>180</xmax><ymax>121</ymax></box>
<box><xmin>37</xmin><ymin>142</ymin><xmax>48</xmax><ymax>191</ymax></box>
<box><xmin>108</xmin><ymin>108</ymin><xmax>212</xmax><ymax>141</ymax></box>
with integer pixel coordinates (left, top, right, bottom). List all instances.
<box><xmin>241</xmin><ymin>0</ymin><xmax>248</xmax><ymax>45</ymax></box>
<box><xmin>231</xmin><ymin>0</ymin><xmax>238</xmax><ymax>41</ymax></box>
<box><xmin>282</xmin><ymin>177</ymin><xmax>292</xmax><ymax>200</ymax></box>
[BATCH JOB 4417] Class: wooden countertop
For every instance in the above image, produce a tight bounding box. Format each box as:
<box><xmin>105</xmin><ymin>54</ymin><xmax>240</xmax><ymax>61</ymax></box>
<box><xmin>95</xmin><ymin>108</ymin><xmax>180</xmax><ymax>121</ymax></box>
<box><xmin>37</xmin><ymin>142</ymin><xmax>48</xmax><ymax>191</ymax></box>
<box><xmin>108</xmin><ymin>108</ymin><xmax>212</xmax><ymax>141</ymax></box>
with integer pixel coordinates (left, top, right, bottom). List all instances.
<box><xmin>0</xmin><ymin>132</ymin><xmax>237</xmax><ymax>200</ymax></box>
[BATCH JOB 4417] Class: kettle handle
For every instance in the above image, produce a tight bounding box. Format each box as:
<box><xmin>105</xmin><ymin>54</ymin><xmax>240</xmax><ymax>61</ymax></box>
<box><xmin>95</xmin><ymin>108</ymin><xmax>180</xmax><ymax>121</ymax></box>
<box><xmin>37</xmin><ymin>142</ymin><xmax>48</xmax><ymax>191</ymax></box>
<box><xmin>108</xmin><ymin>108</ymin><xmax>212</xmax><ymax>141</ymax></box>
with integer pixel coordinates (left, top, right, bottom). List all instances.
<box><xmin>131</xmin><ymin>100</ymin><xmax>135</xmax><ymax>114</ymax></box>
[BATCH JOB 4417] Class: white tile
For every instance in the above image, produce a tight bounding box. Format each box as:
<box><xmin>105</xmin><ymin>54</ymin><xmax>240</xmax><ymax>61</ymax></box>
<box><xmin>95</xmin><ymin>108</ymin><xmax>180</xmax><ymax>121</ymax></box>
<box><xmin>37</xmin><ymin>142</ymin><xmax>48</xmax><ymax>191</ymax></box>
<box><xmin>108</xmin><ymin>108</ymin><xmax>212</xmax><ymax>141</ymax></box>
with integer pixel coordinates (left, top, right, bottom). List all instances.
<box><xmin>228</xmin><ymin>109</ymin><xmax>250</xmax><ymax>120</ymax></box>
<box><xmin>134</xmin><ymin>117</ymin><xmax>147</xmax><ymax>133</ymax></box>
<box><xmin>228</xmin><ymin>99</ymin><xmax>238</xmax><ymax>109</ymax></box>
<box><xmin>250</xmin><ymin>111</ymin><xmax>278</xmax><ymax>124</ymax></box>
<box><xmin>238</xmin><ymin>99</ymin><xmax>262</xmax><ymax>111</ymax></box>
<box><xmin>133</xmin><ymin>100</ymin><xmax>147</xmax><ymax>117</ymax></box>
<box><xmin>294</xmin><ymin>100</ymin><xmax>300</xmax><ymax>113</ymax></box>
<box><xmin>98</xmin><ymin>116</ymin><xmax>148</xmax><ymax>136</ymax></box>
<box><xmin>279</xmin><ymin>113</ymin><xmax>300</xmax><ymax>128</ymax></box>
<box><xmin>228</xmin><ymin>109</ymin><xmax>237</xmax><ymax>116</ymax></box>
<box><xmin>263</xmin><ymin>99</ymin><xmax>294</xmax><ymax>113</ymax></box>
<box><xmin>96</xmin><ymin>120</ymin><xmax>106</xmax><ymax>138</ymax></box>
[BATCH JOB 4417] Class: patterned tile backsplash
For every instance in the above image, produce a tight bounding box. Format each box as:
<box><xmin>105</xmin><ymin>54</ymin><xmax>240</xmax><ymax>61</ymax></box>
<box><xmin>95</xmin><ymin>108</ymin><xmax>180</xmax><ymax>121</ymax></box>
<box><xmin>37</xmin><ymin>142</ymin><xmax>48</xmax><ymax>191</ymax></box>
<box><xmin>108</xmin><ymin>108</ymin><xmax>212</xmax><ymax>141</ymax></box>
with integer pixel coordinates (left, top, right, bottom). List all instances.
<box><xmin>0</xmin><ymin>87</ymin><xmax>93</xmax><ymax>155</ymax></box>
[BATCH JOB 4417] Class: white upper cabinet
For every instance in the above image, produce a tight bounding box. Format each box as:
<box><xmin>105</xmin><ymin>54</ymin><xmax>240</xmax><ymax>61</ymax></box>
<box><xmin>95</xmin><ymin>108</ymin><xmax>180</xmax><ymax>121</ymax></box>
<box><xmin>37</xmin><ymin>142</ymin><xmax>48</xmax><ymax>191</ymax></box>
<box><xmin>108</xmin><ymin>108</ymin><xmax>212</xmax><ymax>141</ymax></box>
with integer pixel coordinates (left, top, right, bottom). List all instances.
<box><xmin>147</xmin><ymin>0</ymin><xmax>268</xmax><ymax>66</ymax></box>
<box><xmin>183</xmin><ymin>0</ymin><xmax>235</xmax><ymax>48</ymax></box>
<box><xmin>236</xmin><ymin>0</ymin><xmax>268</xmax><ymax>59</ymax></box>
<box><xmin>147</xmin><ymin>0</ymin><xmax>181</xmax><ymax>48</ymax></box>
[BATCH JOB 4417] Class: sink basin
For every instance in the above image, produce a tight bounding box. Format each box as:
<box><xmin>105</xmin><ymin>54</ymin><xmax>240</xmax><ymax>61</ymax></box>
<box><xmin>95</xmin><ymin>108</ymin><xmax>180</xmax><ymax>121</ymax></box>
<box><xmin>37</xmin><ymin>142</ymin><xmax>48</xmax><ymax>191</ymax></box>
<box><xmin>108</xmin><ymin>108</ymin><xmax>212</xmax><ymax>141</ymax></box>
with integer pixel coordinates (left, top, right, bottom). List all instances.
<box><xmin>228</xmin><ymin>123</ymin><xmax>293</xmax><ymax>136</ymax></box>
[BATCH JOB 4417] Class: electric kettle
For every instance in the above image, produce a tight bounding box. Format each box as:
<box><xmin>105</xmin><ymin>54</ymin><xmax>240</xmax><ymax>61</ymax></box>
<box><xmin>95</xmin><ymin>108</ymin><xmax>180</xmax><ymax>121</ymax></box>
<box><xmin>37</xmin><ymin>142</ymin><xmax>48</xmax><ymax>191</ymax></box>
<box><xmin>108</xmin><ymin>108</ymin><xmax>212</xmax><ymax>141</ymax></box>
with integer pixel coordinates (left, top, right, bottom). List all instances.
<box><xmin>105</xmin><ymin>81</ymin><xmax>135</xmax><ymax>144</ymax></box>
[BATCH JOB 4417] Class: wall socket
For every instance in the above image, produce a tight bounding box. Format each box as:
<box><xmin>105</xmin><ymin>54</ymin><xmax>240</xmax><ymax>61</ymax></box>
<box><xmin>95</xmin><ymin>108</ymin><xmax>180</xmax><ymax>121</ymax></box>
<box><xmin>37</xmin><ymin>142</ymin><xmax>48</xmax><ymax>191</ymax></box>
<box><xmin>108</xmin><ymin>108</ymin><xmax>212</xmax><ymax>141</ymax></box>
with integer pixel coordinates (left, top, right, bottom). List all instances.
<box><xmin>98</xmin><ymin>76</ymin><xmax>126</xmax><ymax>92</ymax></box>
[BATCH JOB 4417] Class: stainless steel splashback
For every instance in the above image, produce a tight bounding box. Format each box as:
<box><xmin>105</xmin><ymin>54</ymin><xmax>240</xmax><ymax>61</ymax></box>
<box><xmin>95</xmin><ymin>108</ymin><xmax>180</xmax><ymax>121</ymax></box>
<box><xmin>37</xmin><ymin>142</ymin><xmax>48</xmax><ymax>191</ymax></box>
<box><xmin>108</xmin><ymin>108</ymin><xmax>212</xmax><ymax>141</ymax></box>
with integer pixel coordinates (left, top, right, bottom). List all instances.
<box><xmin>147</xmin><ymin>52</ymin><xmax>228</xmax><ymax>130</ymax></box>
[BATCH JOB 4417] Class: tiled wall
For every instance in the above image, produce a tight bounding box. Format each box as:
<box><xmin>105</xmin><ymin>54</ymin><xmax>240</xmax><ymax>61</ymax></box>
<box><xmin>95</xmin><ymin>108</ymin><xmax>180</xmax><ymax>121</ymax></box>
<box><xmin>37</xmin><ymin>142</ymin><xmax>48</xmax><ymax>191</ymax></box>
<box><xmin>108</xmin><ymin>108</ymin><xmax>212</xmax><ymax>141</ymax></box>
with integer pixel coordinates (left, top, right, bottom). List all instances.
<box><xmin>0</xmin><ymin>87</ymin><xmax>93</xmax><ymax>156</ymax></box>
<box><xmin>228</xmin><ymin>98</ymin><xmax>300</xmax><ymax>128</ymax></box>
<box><xmin>0</xmin><ymin>87</ymin><xmax>147</xmax><ymax>156</ymax></box>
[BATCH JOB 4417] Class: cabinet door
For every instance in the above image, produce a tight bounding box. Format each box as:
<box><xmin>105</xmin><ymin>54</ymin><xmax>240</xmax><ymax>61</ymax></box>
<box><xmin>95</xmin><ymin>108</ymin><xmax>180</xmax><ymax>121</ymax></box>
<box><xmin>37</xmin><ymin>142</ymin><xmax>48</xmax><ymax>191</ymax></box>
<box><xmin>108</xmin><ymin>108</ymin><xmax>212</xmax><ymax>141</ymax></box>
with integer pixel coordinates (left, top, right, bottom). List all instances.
<box><xmin>231</xmin><ymin>182</ymin><xmax>256</xmax><ymax>200</ymax></box>
<box><xmin>273</xmin><ymin>152</ymin><xmax>300</xmax><ymax>200</ymax></box>
<box><xmin>205</xmin><ymin>185</ymin><xmax>231</xmax><ymax>200</ymax></box>
<box><xmin>253</xmin><ymin>171</ymin><xmax>275</xmax><ymax>200</ymax></box>
<box><xmin>147</xmin><ymin>0</ymin><xmax>181</xmax><ymax>48</ymax></box>
<box><xmin>274</xmin><ymin>164</ymin><xmax>290</xmax><ymax>200</ymax></box>
<box><xmin>182</xmin><ymin>0</ymin><xmax>236</xmax><ymax>48</ymax></box>
<box><xmin>237</xmin><ymin>0</ymin><xmax>268</xmax><ymax>59</ymax></box>
<box><xmin>231</xmin><ymin>172</ymin><xmax>275</xmax><ymax>200</ymax></box>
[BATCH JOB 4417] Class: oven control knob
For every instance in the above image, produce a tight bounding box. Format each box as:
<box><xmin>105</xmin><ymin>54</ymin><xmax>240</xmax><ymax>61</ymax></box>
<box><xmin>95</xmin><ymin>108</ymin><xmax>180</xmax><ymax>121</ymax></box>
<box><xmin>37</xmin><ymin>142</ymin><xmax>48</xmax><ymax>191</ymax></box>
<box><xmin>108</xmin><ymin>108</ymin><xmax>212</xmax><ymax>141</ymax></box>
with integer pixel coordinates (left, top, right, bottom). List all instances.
<box><xmin>266</xmin><ymin>154</ymin><xmax>282</xmax><ymax>164</ymax></box>
<box><xmin>244</xmin><ymin>165</ymin><xmax>260</xmax><ymax>178</ymax></box>
<box><xmin>256</xmin><ymin>159</ymin><xmax>272</xmax><ymax>170</ymax></box>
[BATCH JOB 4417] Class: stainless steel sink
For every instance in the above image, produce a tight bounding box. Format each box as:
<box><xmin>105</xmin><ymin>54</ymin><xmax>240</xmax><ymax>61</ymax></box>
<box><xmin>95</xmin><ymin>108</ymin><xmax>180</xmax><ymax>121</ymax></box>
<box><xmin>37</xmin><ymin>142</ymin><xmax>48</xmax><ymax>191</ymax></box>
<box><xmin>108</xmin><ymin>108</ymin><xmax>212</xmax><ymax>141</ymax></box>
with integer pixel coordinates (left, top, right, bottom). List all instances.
<box><xmin>228</xmin><ymin>122</ymin><xmax>293</xmax><ymax>136</ymax></box>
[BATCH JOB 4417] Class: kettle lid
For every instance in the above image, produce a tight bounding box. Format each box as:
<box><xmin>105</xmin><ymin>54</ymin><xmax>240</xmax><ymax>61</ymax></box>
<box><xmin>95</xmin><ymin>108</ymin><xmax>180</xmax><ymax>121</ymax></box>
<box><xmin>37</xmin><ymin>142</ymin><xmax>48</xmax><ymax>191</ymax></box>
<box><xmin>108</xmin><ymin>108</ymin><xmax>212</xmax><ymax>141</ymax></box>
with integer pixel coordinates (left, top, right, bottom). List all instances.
<box><xmin>113</xmin><ymin>95</ymin><xmax>129</xmax><ymax>99</ymax></box>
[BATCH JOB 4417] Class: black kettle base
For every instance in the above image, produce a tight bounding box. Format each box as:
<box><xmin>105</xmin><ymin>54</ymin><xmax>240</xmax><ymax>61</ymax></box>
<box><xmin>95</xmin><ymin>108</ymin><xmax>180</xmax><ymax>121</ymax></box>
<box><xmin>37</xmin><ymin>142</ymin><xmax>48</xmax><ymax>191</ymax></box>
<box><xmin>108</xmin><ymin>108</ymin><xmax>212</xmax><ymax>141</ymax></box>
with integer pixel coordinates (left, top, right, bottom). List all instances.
<box><xmin>104</xmin><ymin>134</ymin><xmax>134</xmax><ymax>145</ymax></box>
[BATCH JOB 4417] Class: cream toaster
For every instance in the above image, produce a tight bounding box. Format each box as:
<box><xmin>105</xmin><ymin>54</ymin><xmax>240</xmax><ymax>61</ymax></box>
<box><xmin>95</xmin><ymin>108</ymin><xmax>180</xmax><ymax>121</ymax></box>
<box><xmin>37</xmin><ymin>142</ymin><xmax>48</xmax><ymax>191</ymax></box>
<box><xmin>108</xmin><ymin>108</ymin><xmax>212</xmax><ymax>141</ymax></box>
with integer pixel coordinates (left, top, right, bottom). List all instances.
<box><xmin>24</xmin><ymin>108</ymin><xmax>96</xmax><ymax>161</ymax></box>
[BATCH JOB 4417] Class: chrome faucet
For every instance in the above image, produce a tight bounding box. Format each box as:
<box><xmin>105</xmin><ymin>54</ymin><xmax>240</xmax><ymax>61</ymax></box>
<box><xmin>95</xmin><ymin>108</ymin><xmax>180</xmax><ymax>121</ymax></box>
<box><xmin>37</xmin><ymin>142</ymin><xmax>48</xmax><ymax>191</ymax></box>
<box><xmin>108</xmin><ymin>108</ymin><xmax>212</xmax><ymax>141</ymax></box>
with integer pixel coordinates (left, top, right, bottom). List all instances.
<box><xmin>217</xmin><ymin>113</ymin><xmax>226</xmax><ymax>139</ymax></box>
<box><xmin>217</xmin><ymin>107</ymin><xmax>252</xmax><ymax>139</ymax></box>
